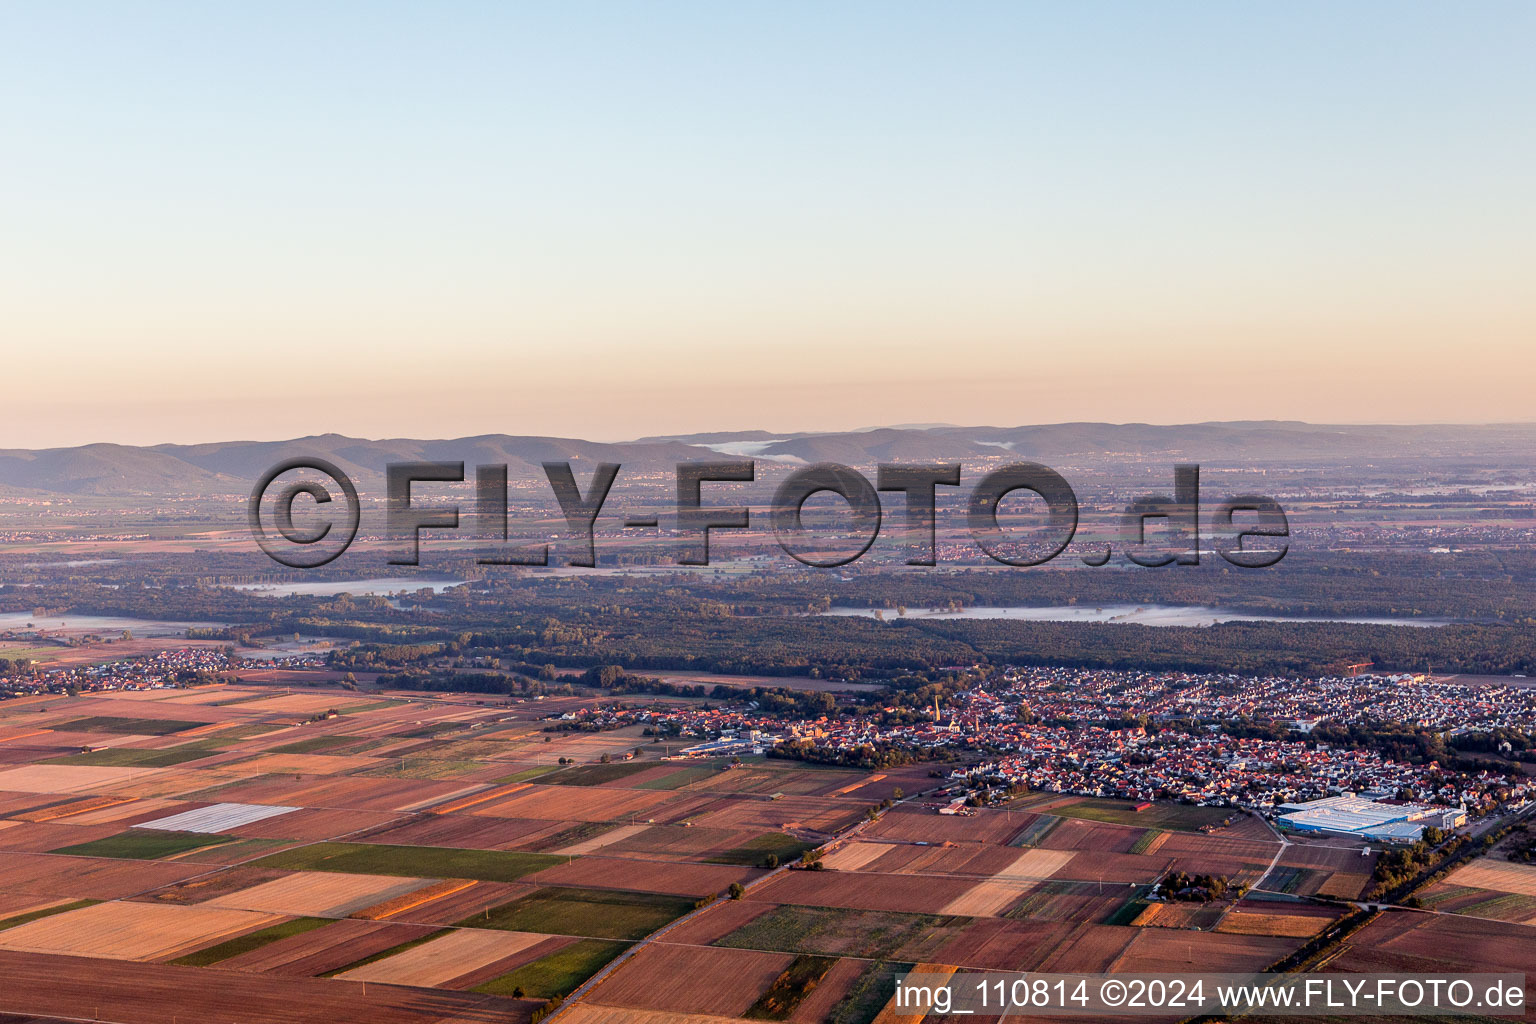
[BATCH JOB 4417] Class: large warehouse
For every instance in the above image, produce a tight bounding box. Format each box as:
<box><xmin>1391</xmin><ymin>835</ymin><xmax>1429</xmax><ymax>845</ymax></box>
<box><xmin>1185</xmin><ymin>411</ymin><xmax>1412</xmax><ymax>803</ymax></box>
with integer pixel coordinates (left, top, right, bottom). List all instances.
<box><xmin>1275</xmin><ymin>795</ymin><xmax>1466</xmax><ymax>843</ymax></box>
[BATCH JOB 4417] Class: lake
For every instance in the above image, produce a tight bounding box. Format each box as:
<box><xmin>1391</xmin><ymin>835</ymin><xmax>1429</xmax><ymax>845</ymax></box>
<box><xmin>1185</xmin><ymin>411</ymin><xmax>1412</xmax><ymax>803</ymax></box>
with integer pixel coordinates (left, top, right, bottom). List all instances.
<box><xmin>230</xmin><ymin>578</ymin><xmax>467</xmax><ymax>598</ymax></box>
<box><xmin>819</xmin><ymin>604</ymin><xmax>1446</xmax><ymax>628</ymax></box>
<box><xmin>0</xmin><ymin>613</ymin><xmax>220</xmax><ymax>637</ymax></box>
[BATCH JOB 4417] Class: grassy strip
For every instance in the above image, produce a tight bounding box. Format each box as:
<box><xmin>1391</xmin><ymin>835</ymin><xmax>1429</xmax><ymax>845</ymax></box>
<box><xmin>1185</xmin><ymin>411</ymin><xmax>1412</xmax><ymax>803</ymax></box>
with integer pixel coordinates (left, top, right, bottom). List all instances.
<box><xmin>715</xmin><ymin>906</ymin><xmax>959</xmax><ymax>961</ymax></box>
<box><xmin>0</xmin><ymin>899</ymin><xmax>99</xmax><ymax>931</ymax></box>
<box><xmin>56</xmin><ymin>716</ymin><xmax>202</xmax><ymax>735</ymax></box>
<box><xmin>249</xmin><ymin>841</ymin><xmax>561</xmax><ymax>882</ymax></box>
<box><xmin>47</xmin><ymin>744</ymin><xmax>220</xmax><ymax>768</ymax></box>
<box><xmin>399</xmin><ymin>722</ymin><xmax>468</xmax><ymax>739</ymax></box>
<box><xmin>632</xmin><ymin>762</ymin><xmax>725</xmax><ymax>790</ymax></box>
<box><xmin>706</xmin><ymin>832</ymin><xmax>813</xmax><ymax>867</ymax></box>
<box><xmin>461</xmin><ymin>887</ymin><xmax>695</xmax><ymax>941</ymax></box>
<box><xmin>1127</xmin><ymin>828</ymin><xmax>1165</xmax><ymax>855</ymax></box>
<box><xmin>169</xmin><ymin>916</ymin><xmax>332</xmax><ymax>966</ymax></box>
<box><xmin>267</xmin><ymin>734</ymin><xmax>359</xmax><ymax>754</ymax></box>
<box><xmin>52</xmin><ymin>830</ymin><xmax>238</xmax><ymax>860</ymax></box>
<box><xmin>1102</xmin><ymin>895</ymin><xmax>1150</xmax><ymax>927</ymax></box>
<box><xmin>208</xmin><ymin>693</ymin><xmax>280</xmax><ymax>707</ymax></box>
<box><xmin>1007</xmin><ymin>815</ymin><xmax>1061</xmax><ymax>847</ymax></box>
<box><xmin>494</xmin><ymin>765</ymin><xmax>561</xmax><ymax>784</ymax></box>
<box><xmin>471</xmin><ymin>939</ymin><xmax>628</xmax><ymax>998</ymax></box>
<box><xmin>337</xmin><ymin>700</ymin><xmax>405</xmax><ymax>715</ymax></box>
<box><xmin>542</xmin><ymin>761</ymin><xmax>654</xmax><ymax>787</ymax></box>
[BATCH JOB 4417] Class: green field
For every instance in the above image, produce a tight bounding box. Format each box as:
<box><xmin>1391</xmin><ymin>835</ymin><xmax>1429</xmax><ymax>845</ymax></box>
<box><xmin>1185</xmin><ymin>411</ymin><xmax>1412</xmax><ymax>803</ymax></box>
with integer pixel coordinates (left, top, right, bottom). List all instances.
<box><xmin>57</xmin><ymin>716</ymin><xmax>203</xmax><ymax>735</ymax></box>
<box><xmin>336</xmin><ymin>700</ymin><xmax>406</xmax><ymax>715</ymax></box>
<box><xmin>267</xmin><ymin>734</ymin><xmax>359</xmax><ymax>754</ymax></box>
<box><xmin>494</xmin><ymin>764</ymin><xmax>562</xmax><ymax>784</ymax></box>
<box><xmin>544</xmin><ymin>761</ymin><xmax>654</xmax><ymax>786</ymax></box>
<box><xmin>1049</xmin><ymin>798</ymin><xmax>1230</xmax><ymax>831</ymax></box>
<box><xmin>170</xmin><ymin>916</ymin><xmax>332</xmax><ymax>966</ymax></box>
<box><xmin>632</xmin><ymin>762</ymin><xmax>725</xmax><ymax>790</ymax></box>
<box><xmin>399</xmin><ymin>722</ymin><xmax>469</xmax><ymax>739</ymax></box>
<box><xmin>47</xmin><ymin>744</ymin><xmax>217</xmax><ymax>768</ymax></box>
<box><xmin>203</xmin><ymin>722</ymin><xmax>288</xmax><ymax>740</ymax></box>
<box><xmin>0</xmin><ymin>899</ymin><xmax>99</xmax><ymax>931</ymax></box>
<box><xmin>208</xmin><ymin>693</ymin><xmax>282</xmax><ymax>707</ymax></box>
<box><xmin>472</xmin><ymin>939</ymin><xmax>628</xmax><ymax>998</ymax></box>
<box><xmin>462</xmin><ymin>886</ymin><xmax>696</xmax><ymax>940</ymax></box>
<box><xmin>826</xmin><ymin>960</ymin><xmax>913</xmax><ymax>1024</ymax></box>
<box><xmin>715</xmin><ymin>906</ymin><xmax>959</xmax><ymax>961</ymax></box>
<box><xmin>249</xmin><ymin>842</ymin><xmax>561</xmax><ymax>882</ymax></box>
<box><xmin>0</xmin><ymin>645</ymin><xmax>64</xmax><ymax>661</ymax></box>
<box><xmin>51</xmin><ymin>831</ymin><xmax>237</xmax><ymax>860</ymax></box>
<box><xmin>1008</xmin><ymin>815</ymin><xmax>1063</xmax><ymax>847</ymax></box>
<box><xmin>706</xmin><ymin>832</ymin><xmax>815</xmax><ymax>866</ymax></box>
<box><xmin>1102</xmin><ymin>895</ymin><xmax>1152</xmax><ymax>927</ymax></box>
<box><xmin>1266</xmin><ymin>865</ymin><xmax>1321</xmax><ymax>895</ymax></box>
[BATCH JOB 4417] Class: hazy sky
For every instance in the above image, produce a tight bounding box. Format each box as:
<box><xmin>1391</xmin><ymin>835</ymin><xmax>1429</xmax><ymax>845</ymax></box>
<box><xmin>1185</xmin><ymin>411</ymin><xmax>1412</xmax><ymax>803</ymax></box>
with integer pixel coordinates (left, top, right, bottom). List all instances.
<box><xmin>3</xmin><ymin>2</ymin><xmax>1533</xmax><ymax>447</ymax></box>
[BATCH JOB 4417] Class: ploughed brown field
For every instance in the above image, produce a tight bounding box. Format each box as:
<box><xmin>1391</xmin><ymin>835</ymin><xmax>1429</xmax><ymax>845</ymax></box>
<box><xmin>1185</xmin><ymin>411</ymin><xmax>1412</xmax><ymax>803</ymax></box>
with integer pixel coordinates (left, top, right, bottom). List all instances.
<box><xmin>0</xmin><ymin>681</ymin><xmax>1516</xmax><ymax>1022</ymax></box>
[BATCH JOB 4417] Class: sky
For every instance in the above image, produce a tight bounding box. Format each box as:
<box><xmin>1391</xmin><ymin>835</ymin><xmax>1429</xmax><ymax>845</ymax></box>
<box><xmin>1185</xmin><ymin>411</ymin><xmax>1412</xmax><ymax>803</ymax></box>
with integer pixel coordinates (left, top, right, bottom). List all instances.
<box><xmin>3</xmin><ymin>2</ymin><xmax>1533</xmax><ymax>447</ymax></box>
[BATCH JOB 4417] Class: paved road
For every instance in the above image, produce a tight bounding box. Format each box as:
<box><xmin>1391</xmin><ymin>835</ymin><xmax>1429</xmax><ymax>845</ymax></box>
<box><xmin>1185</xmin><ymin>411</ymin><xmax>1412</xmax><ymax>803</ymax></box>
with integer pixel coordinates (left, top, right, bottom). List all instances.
<box><xmin>1208</xmin><ymin>811</ymin><xmax>1288</xmax><ymax>929</ymax></box>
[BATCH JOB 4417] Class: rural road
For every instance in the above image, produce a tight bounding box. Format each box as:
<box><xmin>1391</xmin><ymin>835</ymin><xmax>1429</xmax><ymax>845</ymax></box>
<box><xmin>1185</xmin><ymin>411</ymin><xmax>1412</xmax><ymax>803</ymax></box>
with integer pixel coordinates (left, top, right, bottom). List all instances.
<box><xmin>1205</xmin><ymin>811</ymin><xmax>1289</xmax><ymax>929</ymax></box>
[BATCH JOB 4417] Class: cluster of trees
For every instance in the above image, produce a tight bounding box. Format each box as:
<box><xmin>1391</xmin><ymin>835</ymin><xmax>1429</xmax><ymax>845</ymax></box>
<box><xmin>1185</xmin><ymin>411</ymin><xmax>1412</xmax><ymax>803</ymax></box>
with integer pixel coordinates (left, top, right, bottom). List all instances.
<box><xmin>329</xmin><ymin>642</ymin><xmax>443</xmax><ymax>669</ymax></box>
<box><xmin>580</xmin><ymin>666</ymin><xmax>839</xmax><ymax>718</ymax></box>
<box><xmin>1447</xmin><ymin>727</ymin><xmax>1536</xmax><ymax>762</ymax></box>
<box><xmin>1376</xmin><ymin>823</ymin><xmax>1521</xmax><ymax>905</ymax></box>
<box><xmin>373</xmin><ymin>669</ymin><xmax>571</xmax><ymax>697</ymax></box>
<box><xmin>745</xmin><ymin>954</ymin><xmax>836</xmax><ymax>1019</ymax></box>
<box><xmin>768</xmin><ymin>736</ymin><xmax>940</xmax><ymax>770</ymax></box>
<box><xmin>1504</xmin><ymin>824</ymin><xmax>1535</xmax><ymax>863</ymax></box>
<box><xmin>1367</xmin><ymin>828</ymin><xmax>1460</xmax><ymax>900</ymax></box>
<box><xmin>1160</xmin><ymin>871</ymin><xmax>1241</xmax><ymax>902</ymax></box>
<box><xmin>300</xmin><ymin>601</ymin><xmax>1536</xmax><ymax>680</ymax></box>
<box><xmin>1311</xmin><ymin>722</ymin><xmax>1530</xmax><ymax>774</ymax></box>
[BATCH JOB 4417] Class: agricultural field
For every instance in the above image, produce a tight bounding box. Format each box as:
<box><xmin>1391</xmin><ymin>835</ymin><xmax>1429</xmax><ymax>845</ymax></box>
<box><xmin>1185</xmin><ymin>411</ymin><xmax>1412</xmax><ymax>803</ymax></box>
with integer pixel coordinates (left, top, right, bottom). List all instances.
<box><xmin>1045</xmin><ymin>797</ymin><xmax>1236</xmax><ymax>831</ymax></box>
<box><xmin>0</xmin><ymin>684</ymin><xmax>987</xmax><ymax>1021</ymax></box>
<box><xmin>1330</xmin><ymin>909</ymin><xmax>1536</xmax><ymax>995</ymax></box>
<box><xmin>465</xmin><ymin>886</ymin><xmax>698</xmax><ymax>940</ymax></box>
<box><xmin>0</xmin><ymin>682</ymin><xmax>1522</xmax><ymax>1023</ymax></box>
<box><xmin>1418</xmin><ymin>859</ymin><xmax>1536</xmax><ymax>924</ymax></box>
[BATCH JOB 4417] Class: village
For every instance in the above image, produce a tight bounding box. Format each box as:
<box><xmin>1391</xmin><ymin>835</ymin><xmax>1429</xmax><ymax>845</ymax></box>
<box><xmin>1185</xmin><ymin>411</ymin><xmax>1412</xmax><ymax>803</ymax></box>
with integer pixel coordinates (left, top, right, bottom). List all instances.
<box><xmin>3</xmin><ymin>645</ymin><xmax>1530</xmax><ymax>846</ymax></box>
<box><xmin>564</xmin><ymin>665</ymin><xmax>1534</xmax><ymax>839</ymax></box>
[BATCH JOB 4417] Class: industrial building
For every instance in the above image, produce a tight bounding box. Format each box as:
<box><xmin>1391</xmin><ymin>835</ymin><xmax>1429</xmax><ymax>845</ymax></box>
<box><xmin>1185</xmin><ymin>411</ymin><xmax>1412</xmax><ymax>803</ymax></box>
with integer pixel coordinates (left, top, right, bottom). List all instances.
<box><xmin>1275</xmin><ymin>794</ymin><xmax>1466</xmax><ymax>843</ymax></box>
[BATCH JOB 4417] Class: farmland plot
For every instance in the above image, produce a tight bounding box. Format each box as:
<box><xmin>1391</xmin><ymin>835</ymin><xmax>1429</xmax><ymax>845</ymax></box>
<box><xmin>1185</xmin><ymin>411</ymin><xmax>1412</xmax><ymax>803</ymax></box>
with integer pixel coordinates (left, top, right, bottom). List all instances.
<box><xmin>1443</xmin><ymin>858</ymin><xmax>1536</xmax><ymax>897</ymax></box>
<box><xmin>589</xmin><ymin>943</ymin><xmax>794</xmax><ymax>1017</ymax></box>
<box><xmin>208</xmin><ymin>871</ymin><xmax>433</xmax><ymax>916</ymax></box>
<box><xmin>337</xmin><ymin>927</ymin><xmax>548</xmax><ymax>987</ymax></box>
<box><xmin>0</xmin><ymin>901</ymin><xmax>277</xmax><ymax>961</ymax></box>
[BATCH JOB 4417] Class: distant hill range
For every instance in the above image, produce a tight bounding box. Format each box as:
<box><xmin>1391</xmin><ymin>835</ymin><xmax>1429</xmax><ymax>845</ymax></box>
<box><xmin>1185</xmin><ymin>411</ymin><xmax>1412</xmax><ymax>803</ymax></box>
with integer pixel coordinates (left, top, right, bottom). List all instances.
<box><xmin>2</xmin><ymin>422</ymin><xmax>1533</xmax><ymax>495</ymax></box>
